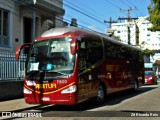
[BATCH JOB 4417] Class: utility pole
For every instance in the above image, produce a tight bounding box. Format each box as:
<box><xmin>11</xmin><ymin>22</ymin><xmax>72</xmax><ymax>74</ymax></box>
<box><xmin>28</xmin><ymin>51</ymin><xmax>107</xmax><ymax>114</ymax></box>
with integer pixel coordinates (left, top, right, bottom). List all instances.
<box><xmin>104</xmin><ymin>17</ymin><xmax>117</xmax><ymax>28</ymax></box>
<box><xmin>119</xmin><ymin>7</ymin><xmax>138</xmax><ymax>45</ymax></box>
<box><xmin>135</xmin><ymin>23</ymin><xmax>139</xmax><ymax>45</ymax></box>
<box><xmin>104</xmin><ymin>17</ymin><xmax>117</xmax><ymax>37</ymax></box>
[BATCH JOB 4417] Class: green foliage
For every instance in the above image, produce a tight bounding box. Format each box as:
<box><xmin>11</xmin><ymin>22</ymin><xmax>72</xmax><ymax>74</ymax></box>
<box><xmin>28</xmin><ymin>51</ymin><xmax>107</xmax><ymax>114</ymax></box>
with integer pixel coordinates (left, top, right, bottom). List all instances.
<box><xmin>112</xmin><ymin>35</ymin><xmax>121</xmax><ymax>41</ymax></box>
<box><xmin>148</xmin><ymin>0</ymin><xmax>160</xmax><ymax>31</ymax></box>
<box><xmin>142</xmin><ymin>49</ymin><xmax>154</xmax><ymax>56</ymax></box>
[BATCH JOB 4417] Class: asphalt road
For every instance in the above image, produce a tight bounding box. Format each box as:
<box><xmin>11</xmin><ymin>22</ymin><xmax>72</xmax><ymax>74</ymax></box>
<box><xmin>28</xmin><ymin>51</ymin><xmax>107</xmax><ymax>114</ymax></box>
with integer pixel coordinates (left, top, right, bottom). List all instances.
<box><xmin>1</xmin><ymin>81</ymin><xmax>160</xmax><ymax>120</ymax></box>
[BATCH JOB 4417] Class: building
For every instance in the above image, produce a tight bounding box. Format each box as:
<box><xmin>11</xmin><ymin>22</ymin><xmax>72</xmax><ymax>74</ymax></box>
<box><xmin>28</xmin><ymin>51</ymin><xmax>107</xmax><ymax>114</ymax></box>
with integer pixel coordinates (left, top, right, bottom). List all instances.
<box><xmin>111</xmin><ymin>16</ymin><xmax>160</xmax><ymax>50</ymax></box>
<box><xmin>111</xmin><ymin>21</ymin><xmax>137</xmax><ymax>45</ymax></box>
<box><xmin>0</xmin><ymin>0</ymin><xmax>65</xmax><ymax>52</ymax></box>
<box><xmin>137</xmin><ymin>17</ymin><xmax>160</xmax><ymax>50</ymax></box>
<box><xmin>111</xmin><ymin>16</ymin><xmax>160</xmax><ymax>63</ymax></box>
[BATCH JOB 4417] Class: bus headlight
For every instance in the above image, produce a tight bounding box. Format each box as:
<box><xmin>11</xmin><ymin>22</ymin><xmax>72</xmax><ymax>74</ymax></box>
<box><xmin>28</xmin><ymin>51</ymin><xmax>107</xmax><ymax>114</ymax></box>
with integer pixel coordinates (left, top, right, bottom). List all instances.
<box><xmin>26</xmin><ymin>80</ymin><xmax>36</xmax><ymax>86</ymax></box>
<box><xmin>23</xmin><ymin>87</ymin><xmax>32</xmax><ymax>94</ymax></box>
<box><xmin>61</xmin><ymin>85</ymin><xmax>77</xmax><ymax>94</ymax></box>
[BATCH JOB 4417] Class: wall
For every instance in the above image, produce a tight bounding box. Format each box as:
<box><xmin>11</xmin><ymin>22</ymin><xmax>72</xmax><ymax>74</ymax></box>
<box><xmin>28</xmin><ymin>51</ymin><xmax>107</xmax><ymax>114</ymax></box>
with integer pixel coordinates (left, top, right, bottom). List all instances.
<box><xmin>0</xmin><ymin>80</ymin><xmax>24</xmax><ymax>101</ymax></box>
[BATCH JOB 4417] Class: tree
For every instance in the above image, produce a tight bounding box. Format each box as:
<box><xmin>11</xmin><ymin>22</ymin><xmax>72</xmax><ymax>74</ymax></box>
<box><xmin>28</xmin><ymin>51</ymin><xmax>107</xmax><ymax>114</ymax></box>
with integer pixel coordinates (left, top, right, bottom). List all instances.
<box><xmin>142</xmin><ymin>48</ymin><xmax>154</xmax><ymax>56</ymax></box>
<box><xmin>112</xmin><ymin>35</ymin><xmax>121</xmax><ymax>41</ymax></box>
<box><xmin>142</xmin><ymin>49</ymin><xmax>155</xmax><ymax>63</ymax></box>
<box><xmin>148</xmin><ymin>0</ymin><xmax>160</xmax><ymax>31</ymax></box>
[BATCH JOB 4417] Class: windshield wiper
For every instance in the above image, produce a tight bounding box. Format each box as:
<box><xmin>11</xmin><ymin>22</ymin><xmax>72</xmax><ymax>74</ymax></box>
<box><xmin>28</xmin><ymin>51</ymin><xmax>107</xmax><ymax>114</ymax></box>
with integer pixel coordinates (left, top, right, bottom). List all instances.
<box><xmin>26</xmin><ymin>70</ymin><xmax>70</xmax><ymax>80</ymax></box>
<box><xmin>26</xmin><ymin>71</ymin><xmax>39</xmax><ymax>80</ymax></box>
<box><xmin>51</xmin><ymin>71</ymin><xmax>70</xmax><ymax>77</ymax></box>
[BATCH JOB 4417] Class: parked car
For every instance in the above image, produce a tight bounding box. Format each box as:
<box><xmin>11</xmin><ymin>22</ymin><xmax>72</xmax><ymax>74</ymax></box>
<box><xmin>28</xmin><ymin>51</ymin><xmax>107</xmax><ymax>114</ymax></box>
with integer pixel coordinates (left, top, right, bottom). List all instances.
<box><xmin>144</xmin><ymin>71</ymin><xmax>157</xmax><ymax>85</ymax></box>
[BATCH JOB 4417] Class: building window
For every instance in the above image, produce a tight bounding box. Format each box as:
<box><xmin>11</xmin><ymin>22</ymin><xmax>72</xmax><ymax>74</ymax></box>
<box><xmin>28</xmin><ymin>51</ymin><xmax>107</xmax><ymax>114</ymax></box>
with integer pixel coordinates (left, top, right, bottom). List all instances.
<box><xmin>0</xmin><ymin>9</ymin><xmax>9</xmax><ymax>47</ymax></box>
<box><xmin>117</xmin><ymin>30</ymin><xmax>121</xmax><ymax>33</ymax></box>
<box><xmin>147</xmin><ymin>33</ymin><xmax>150</xmax><ymax>36</ymax></box>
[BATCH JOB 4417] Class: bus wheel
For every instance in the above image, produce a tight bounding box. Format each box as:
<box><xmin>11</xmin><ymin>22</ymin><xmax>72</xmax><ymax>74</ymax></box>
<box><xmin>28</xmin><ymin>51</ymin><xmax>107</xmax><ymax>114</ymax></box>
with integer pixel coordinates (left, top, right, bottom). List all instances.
<box><xmin>96</xmin><ymin>85</ymin><xmax>105</xmax><ymax>104</ymax></box>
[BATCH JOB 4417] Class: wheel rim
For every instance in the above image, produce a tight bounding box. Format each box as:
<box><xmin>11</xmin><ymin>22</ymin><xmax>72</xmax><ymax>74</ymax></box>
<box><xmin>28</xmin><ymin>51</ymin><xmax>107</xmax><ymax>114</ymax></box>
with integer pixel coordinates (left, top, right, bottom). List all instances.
<box><xmin>97</xmin><ymin>86</ymin><xmax>104</xmax><ymax>102</ymax></box>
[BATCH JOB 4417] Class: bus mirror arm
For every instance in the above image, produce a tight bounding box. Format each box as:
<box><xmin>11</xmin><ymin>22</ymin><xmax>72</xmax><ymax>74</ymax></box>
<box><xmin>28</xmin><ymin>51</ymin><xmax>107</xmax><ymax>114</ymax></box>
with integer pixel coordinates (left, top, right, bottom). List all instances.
<box><xmin>15</xmin><ymin>43</ymin><xmax>31</xmax><ymax>60</ymax></box>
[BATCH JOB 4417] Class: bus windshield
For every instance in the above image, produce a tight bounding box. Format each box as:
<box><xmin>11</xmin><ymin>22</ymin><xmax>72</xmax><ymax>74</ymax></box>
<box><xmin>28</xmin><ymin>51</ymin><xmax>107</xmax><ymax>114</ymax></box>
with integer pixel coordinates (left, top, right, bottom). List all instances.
<box><xmin>26</xmin><ymin>38</ymin><xmax>75</xmax><ymax>78</ymax></box>
<box><xmin>145</xmin><ymin>71</ymin><xmax>153</xmax><ymax>76</ymax></box>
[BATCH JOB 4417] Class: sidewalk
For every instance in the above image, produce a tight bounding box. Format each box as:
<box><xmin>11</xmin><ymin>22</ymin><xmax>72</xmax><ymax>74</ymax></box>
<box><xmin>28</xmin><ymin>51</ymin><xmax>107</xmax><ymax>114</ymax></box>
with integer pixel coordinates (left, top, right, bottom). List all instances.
<box><xmin>0</xmin><ymin>98</ymin><xmax>39</xmax><ymax>112</ymax></box>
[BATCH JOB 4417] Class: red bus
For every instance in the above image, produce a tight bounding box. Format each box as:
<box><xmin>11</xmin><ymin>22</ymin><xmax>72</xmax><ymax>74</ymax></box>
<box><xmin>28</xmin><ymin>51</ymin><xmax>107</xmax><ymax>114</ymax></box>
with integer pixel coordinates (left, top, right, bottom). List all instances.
<box><xmin>16</xmin><ymin>27</ymin><xmax>144</xmax><ymax>105</ymax></box>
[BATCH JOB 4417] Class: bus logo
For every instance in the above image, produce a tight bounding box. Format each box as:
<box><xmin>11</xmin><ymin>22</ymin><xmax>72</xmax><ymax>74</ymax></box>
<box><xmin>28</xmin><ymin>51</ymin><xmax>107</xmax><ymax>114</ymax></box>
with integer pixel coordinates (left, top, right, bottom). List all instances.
<box><xmin>35</xmin><ymin>83</ymin><xmax>56</xmax><ymax>89</ymax></box>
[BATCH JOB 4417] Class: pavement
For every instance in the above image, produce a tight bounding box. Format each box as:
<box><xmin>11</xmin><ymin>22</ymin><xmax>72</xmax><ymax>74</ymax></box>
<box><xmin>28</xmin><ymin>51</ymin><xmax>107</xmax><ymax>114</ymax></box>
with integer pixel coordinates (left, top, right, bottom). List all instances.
<box><xmin>0</xmin><ymin>98</ymin><xmax>39</xmax><ymax>112</ymax></box>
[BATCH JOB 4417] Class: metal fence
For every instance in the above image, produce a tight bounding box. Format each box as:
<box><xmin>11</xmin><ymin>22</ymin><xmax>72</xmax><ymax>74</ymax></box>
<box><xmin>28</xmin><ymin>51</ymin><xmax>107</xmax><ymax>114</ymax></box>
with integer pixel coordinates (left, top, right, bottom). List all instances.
<box><xmin>0</xmin><ymin>52</ymin><xmax>26</xmax><ymax>80</ymax></box>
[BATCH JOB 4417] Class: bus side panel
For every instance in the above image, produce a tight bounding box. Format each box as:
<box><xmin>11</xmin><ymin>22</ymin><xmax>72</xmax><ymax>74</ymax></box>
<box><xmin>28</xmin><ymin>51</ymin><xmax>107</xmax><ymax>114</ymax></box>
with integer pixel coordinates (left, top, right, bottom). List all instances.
<box><xmin>102</xmin><ymin>59</ymin><xmax>134</xmax><ymax>94</ymax></box>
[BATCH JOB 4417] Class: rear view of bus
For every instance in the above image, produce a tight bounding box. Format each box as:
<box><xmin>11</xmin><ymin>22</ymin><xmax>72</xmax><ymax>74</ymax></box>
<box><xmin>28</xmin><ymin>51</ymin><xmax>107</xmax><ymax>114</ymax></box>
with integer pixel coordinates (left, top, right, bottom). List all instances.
<box><xmin>16</xmin><ymin>28</ymin><xmax>78</xmax><ymax>105</ymax></box>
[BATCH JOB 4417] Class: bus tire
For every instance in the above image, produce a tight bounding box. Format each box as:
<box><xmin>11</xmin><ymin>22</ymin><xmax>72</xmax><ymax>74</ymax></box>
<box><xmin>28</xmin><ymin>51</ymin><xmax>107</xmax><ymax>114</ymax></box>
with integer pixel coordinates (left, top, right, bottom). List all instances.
<box><xmin>96</xmin><ymin>85</ymin><xmax>106</xmax><ymax>104</ymax></box>
<box><xmin>133</xmin><ymin>80</ymin><xmax>138</xmax><ymax>92</ymax></box>
<box><xmin>154</xmin><ymin>79</ymin><xmax>157</xmax><ymax>85</ymax></box>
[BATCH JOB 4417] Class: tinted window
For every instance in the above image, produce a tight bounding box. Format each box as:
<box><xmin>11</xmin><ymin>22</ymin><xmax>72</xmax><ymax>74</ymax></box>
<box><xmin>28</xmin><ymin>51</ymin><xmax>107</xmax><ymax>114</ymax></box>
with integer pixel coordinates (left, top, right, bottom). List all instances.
<box><xmin>104</xmin><ymin>38</ymin><xmax>141</xmax><ymax>61</ymax></box>
<box><xmin>78</xmin><ymin>36</ymin><xmax>103</xmax><ymax>71</ymax></box>
<box><xmin>104</xmin><ymin>39</ymin><xmax>125</xmax><ymax>59</ymax></box>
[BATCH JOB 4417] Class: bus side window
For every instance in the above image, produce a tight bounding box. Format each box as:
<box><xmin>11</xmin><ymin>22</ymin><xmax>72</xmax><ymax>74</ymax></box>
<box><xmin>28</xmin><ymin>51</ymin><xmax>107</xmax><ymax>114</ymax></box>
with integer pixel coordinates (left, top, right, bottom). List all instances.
<box><xmin>104</xmin><ymin>40</ymin><xmax>117</xmax><ymax>59</ymax></box>
<box><xmin>78</xmin><ymin>41</ymin><xmax>87</xmax><ymax>72</ymax></box>
<box><xmin>78</xmin><ymin>36</ymin><xmax>103</xmax><ymax>72</ymax></box>
<box><xmin>86</xmin><ymin>37</ymin><xmax>103</xmax><ymax>65</ymax></box>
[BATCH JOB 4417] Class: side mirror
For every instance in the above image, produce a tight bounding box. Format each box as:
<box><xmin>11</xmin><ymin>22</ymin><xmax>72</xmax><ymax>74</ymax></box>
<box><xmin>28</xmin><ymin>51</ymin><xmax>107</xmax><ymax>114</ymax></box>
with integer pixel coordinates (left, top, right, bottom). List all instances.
<box><xmin>15</xmin><ymin>43</ymin><xmax>31</xmax><ymax>60</ymax></box>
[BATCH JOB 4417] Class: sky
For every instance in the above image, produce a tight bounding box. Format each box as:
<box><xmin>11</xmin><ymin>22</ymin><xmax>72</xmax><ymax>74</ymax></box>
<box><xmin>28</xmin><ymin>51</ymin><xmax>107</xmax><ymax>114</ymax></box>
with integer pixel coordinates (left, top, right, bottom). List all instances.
<box><xmin>63</xmin><ymin>0</ymin><xmax>151</xmax><ymax>33</ymax></box>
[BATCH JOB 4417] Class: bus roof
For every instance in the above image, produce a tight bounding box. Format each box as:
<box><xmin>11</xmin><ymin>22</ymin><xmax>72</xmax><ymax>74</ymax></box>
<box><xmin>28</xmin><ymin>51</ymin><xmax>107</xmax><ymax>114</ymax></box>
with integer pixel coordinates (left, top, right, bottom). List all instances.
<box><xmin>40</xmin><ymin>26</ymin><xmax>141</xmax><ymax>51</ymax></box>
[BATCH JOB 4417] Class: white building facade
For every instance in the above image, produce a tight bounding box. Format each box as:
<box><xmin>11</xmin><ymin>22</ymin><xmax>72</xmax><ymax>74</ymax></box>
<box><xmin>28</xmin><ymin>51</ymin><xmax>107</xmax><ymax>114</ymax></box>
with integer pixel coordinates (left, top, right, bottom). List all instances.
<box><xmin>111</xmin><ymin>21</ymin><xmax>137</xmax><ymax>45</ymax></box>
<box><xmin>111</xmin><ymin>17</ymin><xmax>160</xmax><ymax>50</ymax></box>
<box><xmin>0</xmin><ymin>0</ymin><xmax>65</xmax><ymax>52</ymax></box>
<box><xmin>137</xmin><ymin>17</ymin><xmax>160</xmax><ymax>50</ymax></box>
<box><xmin>111</xmin><ymin>17</ymin><xmax>160</xmax><ymax>63</ymax></box>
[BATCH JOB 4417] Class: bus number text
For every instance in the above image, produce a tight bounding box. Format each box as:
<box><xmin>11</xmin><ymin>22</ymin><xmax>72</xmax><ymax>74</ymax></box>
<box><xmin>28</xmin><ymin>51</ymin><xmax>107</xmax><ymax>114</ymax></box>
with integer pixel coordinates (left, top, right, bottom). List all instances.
<box><xmin>57</xmin><ymin>80</ymin><xmax>67</xmax><ymax>84</ymax></box>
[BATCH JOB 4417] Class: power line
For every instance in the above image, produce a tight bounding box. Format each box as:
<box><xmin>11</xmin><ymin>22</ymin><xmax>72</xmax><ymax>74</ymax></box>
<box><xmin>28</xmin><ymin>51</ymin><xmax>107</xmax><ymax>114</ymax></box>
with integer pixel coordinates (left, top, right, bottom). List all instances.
<box><xmin>32</xmin><ymin>1</ymin><xmax>106</xmax><ymax>32</ymax></box>
<box><xmin>130</xmin><ymin>17</ymin><xmax>148</xmax><ymax>40</ymax></box>
<box><xmin>64</xmin><ymin>0</ymin><xmax>104</xmax><ymax>21</ymax></box>
<box><xmin>70</xmin><ymin>0</ymin><xmax>107</xmax><ymax>20</ymax></box>
<box><xmin>104</xmin><ymin>0</ymin><xmax>121</xmax><ymax>9</ymax></box>
<box><xmin>10</xmin><ymin>0</ymin><xmax>103</xmax><ymax>33</ymax></box>
<box><xmin>120</xmin><ymin>0</ymin><xmax>131</xmax><ymax>8</ymax></box>
<box><xmin>63</xmin><ymin>2</ymin><xmax>105</xmax><ymax>25</ymax></box>
<box><xmin>64</xmin><ymin>13</ymin><xmax>104</xmax><ymax>32</ymax></box>
<box><xmin>118</xmin><ymin>0</ymin><xmax>139</xmax><ymax>17</ymax></box>
<box><xmin>55</xmin><ymin>0</ymin><xmax>105</xmax><ymax>32</ymax></box>
<box><xmin>125</xmin><ymin>0</ymin><xmax>144</xmax><ymax>16</ymax></box>
<box><xmin>63</xmin><ymin>0</ymin><xmax>106</xmax><ymax>31</ymax></box>
<box><xmin>119</xmin><ymin>8</ymin><xmax>138</xmax><ymax>21</ymax></box>
<box><xmin>119</xmin><ymin>8</ymin><xmax>138</xmax><ymax>45</ymax></box>
<box><xmin>103</xmin><ymin>0</ymin><xmax>127</xmax><ymax>18</ymax></box>
<box><xmin>126</xmin><ymin>0</ymin><xmax>137</xmax><ymax>7</ymax></box>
